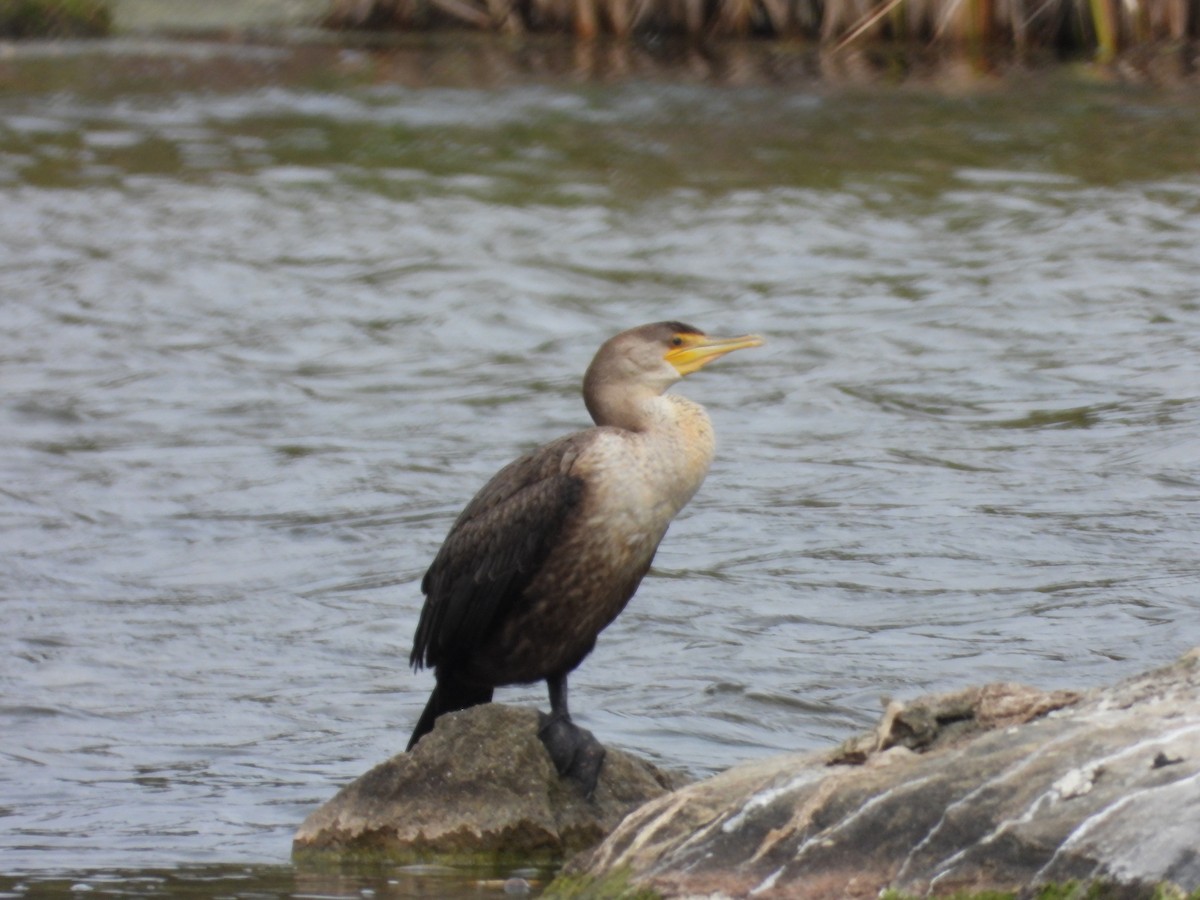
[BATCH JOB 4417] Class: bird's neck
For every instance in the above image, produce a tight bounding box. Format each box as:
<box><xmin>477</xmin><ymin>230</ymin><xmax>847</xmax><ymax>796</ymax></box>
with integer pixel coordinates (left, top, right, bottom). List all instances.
<box><xmin>657</xmin><ymin>394</ymin><xmax>717</xmax><ymax>509</ymax></box>
<box><xmin>603</xmin><ymin>391</ymin><xmax>716</xmax><ymax>514</ymax></box>
<box><xmin>587</xmin><ymin>383</ymin><xmax>676</xmax><ymax>433</ymax></box>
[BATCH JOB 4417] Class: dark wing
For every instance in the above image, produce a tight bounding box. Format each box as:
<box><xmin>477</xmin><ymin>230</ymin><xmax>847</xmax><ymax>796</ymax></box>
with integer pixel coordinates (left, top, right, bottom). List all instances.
<box><xmin>410</xmin><ymin>435</ymin><xmax>586</xmax><ymax>671</ymax></box>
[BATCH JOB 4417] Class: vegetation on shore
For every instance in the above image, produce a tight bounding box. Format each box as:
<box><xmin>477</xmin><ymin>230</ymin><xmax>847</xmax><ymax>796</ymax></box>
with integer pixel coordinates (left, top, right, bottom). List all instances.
<box><xmin>0</xmin><ymin>0</ymin><xmax>1191</xmax><ymax>60</ymax></box>
<box><xmin>0</xmin><ymin>0</ymin><xmax>111</xmax><ymax>37</ymax></box>
<box><xmin>325</xmin><ymin>0</ymin><xmax>1197</xmax><ymax>57</ymax></box>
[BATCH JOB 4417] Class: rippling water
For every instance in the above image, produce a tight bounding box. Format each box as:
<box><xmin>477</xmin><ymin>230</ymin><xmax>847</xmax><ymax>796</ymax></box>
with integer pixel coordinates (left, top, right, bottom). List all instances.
<box><xmin>1</xmin><ymin>37</ymin><xmax>1199</xmax><ymax>892</ymax></box>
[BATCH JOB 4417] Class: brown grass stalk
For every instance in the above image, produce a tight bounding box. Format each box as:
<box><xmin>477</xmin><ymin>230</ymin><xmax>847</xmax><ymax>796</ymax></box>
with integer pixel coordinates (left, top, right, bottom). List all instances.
<box><xmin>1089</xmin><ymin>0</ymin><xmax>1119</xmax><ymax>58</ymax></box>
<box><xmin>832</xmin><ymin>0</ymin><xmax>909</xmax><ymax>46</ymax></box>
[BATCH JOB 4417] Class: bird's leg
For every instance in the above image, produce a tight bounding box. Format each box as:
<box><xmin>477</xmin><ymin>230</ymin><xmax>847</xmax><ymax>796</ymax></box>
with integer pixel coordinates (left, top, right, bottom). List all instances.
<box><xmin>537</xmin><ymin>674</ymin><xmax>606</xmax><ymax>798</ymax></box>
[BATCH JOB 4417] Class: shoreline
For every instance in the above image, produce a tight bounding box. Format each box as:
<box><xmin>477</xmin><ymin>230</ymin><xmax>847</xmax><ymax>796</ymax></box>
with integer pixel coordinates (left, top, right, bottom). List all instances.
<box><xmin>3</xmin><ymin>25</ymin><xmax>1199</xmax><ymax>91</ymax></box>
<box><xmin>5</xmin><ymin>0</ymin><xmax>1199</xmax><ymax>66</ymax></box>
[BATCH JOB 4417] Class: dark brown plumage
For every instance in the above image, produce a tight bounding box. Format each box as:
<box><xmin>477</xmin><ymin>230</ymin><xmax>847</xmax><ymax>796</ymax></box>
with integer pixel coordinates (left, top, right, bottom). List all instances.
<box><xmin>406</xmin><ymin>321</ymin><xmax>762</xmax><ymax>792</ymax></box>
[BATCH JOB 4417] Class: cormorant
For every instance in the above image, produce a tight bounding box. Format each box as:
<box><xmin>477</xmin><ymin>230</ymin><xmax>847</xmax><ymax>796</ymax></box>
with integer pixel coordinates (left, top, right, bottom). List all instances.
<box><xmin>407</xmin><ymin>321</ymin><xmax>763</xmax><ymax>795</ymax></box>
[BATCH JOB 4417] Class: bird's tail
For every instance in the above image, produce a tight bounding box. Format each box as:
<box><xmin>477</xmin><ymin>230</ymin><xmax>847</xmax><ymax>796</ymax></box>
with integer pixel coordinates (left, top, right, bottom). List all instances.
<box><xmin>407</xmin><ymin>675</ymin><xmax>494</xmax><ymax>751</ymax></box>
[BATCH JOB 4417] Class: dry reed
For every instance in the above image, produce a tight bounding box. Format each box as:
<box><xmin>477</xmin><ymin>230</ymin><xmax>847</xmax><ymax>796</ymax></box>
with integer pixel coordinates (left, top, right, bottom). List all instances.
<box><xmin>324</xmin><ymin>0</ymin><xmax>1200</xmax><ymax>50</ymax></box>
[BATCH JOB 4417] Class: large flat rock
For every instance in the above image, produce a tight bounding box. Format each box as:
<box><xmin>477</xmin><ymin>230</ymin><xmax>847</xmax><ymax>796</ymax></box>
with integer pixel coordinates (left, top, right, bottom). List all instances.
<box><xmin>565</xmin><ymin>649</ymin><xmax>1200</xmax><ymax>898</ymax></box>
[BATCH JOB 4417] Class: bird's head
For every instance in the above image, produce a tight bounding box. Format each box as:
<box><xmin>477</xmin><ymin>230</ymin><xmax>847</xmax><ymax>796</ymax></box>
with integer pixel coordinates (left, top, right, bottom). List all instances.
<box><xmin>583</xmin><ymin>321</ymin><xmax>763</xmax><ymax>426</ymax></box>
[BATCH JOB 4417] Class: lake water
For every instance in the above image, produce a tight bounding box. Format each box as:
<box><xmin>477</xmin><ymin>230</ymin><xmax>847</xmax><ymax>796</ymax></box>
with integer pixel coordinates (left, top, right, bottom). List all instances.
<box><xmin>1</xmin><ymin>34</ymin><xmax>1199</xmax><ymax>898</ymax></box>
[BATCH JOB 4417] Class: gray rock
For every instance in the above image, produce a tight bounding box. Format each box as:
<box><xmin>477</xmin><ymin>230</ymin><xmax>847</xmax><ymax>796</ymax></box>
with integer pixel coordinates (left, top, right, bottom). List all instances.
<box><xmin>566</xmin><ymin>649</ymin><xmax>1200</xmax><ymax>898</ymax></box>
<box><xmin>292</xmin><ymin>703</ymin><xmax>685</xmax><ymax>864</ymax></box>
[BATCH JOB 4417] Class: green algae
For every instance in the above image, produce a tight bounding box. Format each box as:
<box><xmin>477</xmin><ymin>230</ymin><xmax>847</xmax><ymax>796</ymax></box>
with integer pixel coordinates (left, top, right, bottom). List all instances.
<box><xmin>543</xmin><ymin>868</ymin><xmax>663</xmax><ymax>899</ymax></box>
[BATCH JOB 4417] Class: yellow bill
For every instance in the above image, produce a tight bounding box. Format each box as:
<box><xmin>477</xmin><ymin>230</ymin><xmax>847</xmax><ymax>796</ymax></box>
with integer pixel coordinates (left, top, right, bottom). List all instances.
<box><xmin>665</xmin><ymin>332</ymin><xmax>765</xmax><ymax>376</ymax></box>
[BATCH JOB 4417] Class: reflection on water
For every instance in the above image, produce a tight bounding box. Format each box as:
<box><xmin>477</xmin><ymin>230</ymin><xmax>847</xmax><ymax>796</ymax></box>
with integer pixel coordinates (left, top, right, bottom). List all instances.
<box><xmin>1</xmin><ymin>36</ymin><xmax>1199</xmax><ymax>893</ymax></box>
<box><xmin>0</xmin><ymin>862</ymin><xmax>551</xmax><ymax>898</ymax></box>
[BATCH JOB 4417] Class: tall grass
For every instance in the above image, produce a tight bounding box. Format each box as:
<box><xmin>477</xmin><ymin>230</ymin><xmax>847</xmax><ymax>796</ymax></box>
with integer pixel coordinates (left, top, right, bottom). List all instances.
<box><xmin>324</xmin><ymin>0</ymin><xmax>1199</xmax><ymax>50</ymax></box>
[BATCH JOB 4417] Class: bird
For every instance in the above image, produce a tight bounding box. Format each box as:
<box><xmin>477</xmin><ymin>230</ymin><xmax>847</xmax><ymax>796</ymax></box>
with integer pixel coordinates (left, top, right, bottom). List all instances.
<box><xmin>406</xmin><ymin>321</ymin><xmax>763</xmax><ymax>795</ymax></box>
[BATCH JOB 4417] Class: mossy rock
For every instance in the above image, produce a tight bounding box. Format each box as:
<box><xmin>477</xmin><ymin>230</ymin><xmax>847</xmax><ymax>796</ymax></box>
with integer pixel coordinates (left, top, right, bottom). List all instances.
<box><xmin>0</xmin><ymin>0</ymin><xmax>111</xmax><ymax>38</ymax></box>
<box><xmin>293</xmin><ymin>704</ymin><xmax>686</xmax><ymax>866</ymax></box>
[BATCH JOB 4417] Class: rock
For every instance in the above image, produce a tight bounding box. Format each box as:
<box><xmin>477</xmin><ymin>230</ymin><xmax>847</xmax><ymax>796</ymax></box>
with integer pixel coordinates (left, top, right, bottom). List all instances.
<box><xmin>292</xmin><ymin>703</ymin><xmax>686</xmax><ymax>864</ymax></box>
<box><xmin>829</xmin><ymin>681</ymin><xmax>1083</xmax><ymax>763</ymax></box>
<box><xmin>565</xmin><ymin>649</ymin><xmax>1200</xmax><ymax>898</ymax></box>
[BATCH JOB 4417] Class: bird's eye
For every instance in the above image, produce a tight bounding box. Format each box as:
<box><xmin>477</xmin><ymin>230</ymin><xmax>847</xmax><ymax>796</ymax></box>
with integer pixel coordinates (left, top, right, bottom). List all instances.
<box><xmin>671</xmin><ymin>336</ymin><xmax>684</xmax><ymax>346</ymax></box>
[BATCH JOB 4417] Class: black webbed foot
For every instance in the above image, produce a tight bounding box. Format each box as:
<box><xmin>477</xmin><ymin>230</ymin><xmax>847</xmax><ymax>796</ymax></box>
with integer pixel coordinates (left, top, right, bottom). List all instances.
<box><xmin>537</xmin><ymin>711</ymin><xmax>607</xmax><ymax>798</ymax></box>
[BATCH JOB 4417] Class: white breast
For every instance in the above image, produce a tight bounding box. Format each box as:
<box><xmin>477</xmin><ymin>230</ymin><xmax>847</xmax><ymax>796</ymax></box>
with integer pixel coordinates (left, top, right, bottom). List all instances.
<box><xmin>571</xmin><ymin>393</ymin><xmax>716</xmax><ymax>542</ymax></box>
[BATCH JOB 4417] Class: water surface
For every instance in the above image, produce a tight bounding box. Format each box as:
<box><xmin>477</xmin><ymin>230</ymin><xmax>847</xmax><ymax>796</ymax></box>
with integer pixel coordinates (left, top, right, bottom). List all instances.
<box><xmin>1</xmin><ymin>36</ymin><xmax>1199</xmax><ymax>895</ymax></box>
